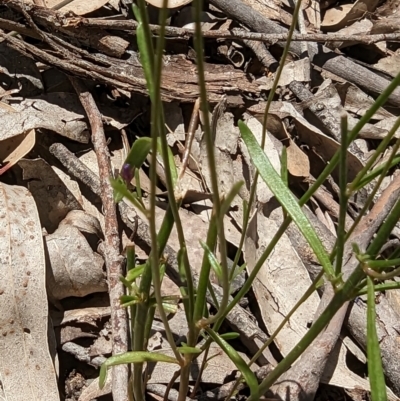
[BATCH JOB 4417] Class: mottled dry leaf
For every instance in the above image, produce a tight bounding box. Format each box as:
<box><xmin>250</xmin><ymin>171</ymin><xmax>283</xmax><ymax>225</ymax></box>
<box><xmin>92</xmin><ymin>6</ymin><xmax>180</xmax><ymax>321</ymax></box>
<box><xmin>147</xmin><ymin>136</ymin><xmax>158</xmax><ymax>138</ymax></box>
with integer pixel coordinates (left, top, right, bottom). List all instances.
<box><xmin>240</xmin><ymin>120</ymin><xmax>319</xmax><ymax>354</ymax></box>
<box><xmin>245</xmin><ymin>211</ymin><xmax>320</xmax><ymax>354</ymax></box>
<box><xmin>249</xmin><ymin>100</ymin><xmax>363</xmax><ymax>181</ymax></box>
<box><xmin>45</xmin><ymin>211</ymin><xmax>107</xmax><ymax>300</ymax></box>
<box><xmin>78</xmin><ymin>376</ymin><xmax>112</xmax><ymax>401</ymax></box>
<box><xmin>0</xmin><ymin>183</ymin><xmax>60</xmax><ymax>401</ymax></box>
<box><xmin>0</xmin><ymin>102</ymin><xmax>35</xmax><ymax>176</ymax></box>
<box><xmin>325</xmin><ymin>19</ymin><xmax>373</xmax><ymax>49</ymax></box>
<box><xmin>374</xmin><ymin>54</ymin><xmax>400</xmax><ymax>77</ymax></box>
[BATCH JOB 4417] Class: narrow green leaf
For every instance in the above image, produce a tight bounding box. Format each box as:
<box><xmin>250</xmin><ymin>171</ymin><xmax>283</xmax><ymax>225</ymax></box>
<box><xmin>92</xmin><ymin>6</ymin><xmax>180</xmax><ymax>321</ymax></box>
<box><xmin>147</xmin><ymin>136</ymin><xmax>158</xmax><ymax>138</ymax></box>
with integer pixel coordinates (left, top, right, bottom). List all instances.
<box><xmin>367</xmin><ymin>277</ymin><xmax>387</xmax><ymax>401</ymax></box>
<box><xmin>120</xmin><ymin>295</ymin><xmax>140</xmax><ymax>308</ymax></box>
<box><xmin>157</xmin><ymin>138</ymin><xmax>178</xmax><ymax>186</ymax></box>
<box><xmin>239</xmin><ymin>120</ymin><xmax>335</xmax><ymax>281</ymax></box>
<box><xmin>119</xmin><ymin>275</ymin><xmax>132</xmax><ymax>289</ymax></box>
<box><xmin>352</xmin><ymin>148</ymin><xmax>400</xmax><ymax>192</ymax></box>
<box><xmin>177</xmin><ymin>346</ymin><xmax>202</xmax><ymax>354</ymax></box>
<box><xmin>126</xmin><ymin>265</ymin><xmax>145</xmax><ymax>282</ymax></box>
<box><xmin>200</xmin><ymin>241</ymin><xmax>222</xmax><ymax>280</ymax></box>
<box><xmin>124</xmin><ymin>137</ymin><xmax>152</xmax><ymax>171</ymax></box>
<box><xmin>280</xmin><ymin>146</ymin><xmax>288</xmax><ymax>187</ymax></box>
<box><xmin>99</xmin><ymin>351</ymin><xmax>179</xmax><ymax>388</ymax></box>
<box><xmin>206</xmin><ymin>328</ymin><xmax>259</xmax><ymax>398</ymax></box>
<box><xmin>110</xmin><ymin>177</ymin><xmax>146</xmax><ymax>215</ymax></box>
<box><xmin>131</xmin><ymin>4</ymin><xmax>154</xmax><ymax>100</ymax></box>
<box><xmin>220</xmin><ymin>332</ymin><xmax>241</xmax><ymax>340</ymax></box>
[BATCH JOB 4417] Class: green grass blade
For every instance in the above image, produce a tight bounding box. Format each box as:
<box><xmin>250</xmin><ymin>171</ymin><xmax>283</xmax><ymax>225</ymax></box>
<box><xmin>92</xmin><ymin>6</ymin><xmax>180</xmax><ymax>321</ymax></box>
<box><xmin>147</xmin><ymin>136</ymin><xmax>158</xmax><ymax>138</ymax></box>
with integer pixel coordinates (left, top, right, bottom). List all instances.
<box><xmin>367</xmin><ymin>276</ymin><xmax>387</xmax><ymax>401</ymax></box>
<box><xmin>131</xmin><ymin>4</ymin><xmax>154</xmax><ymax>101</ymax></box>
<box><xmin>99</xmin><ymin>351</ymin><xmax>179</xmax><ymax>389</ymax></box>
<box><xmin>206</xmin><ymin>328</ymin><xmax>259</xmax><ymax>398</ymax></box>
<box><xmin>200</xmin><ymin>241</ymin><xmax>222</xmax><ymax>281</ymax></box>
<box><xmin>239</xmin><ymin>120</ymin><xmax>335</xmax><ymax>281</ymax></box>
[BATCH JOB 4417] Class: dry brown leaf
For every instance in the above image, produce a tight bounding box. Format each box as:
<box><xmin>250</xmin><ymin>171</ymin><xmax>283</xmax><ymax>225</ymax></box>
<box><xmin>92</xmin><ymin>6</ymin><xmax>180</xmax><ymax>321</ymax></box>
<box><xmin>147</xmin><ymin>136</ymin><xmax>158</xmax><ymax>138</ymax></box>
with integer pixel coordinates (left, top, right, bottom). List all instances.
<box><xmin>257</xmin><ymin>59</ymin><xmax>310</xmax><ymax>90</ymax></box>
<box><xmin>0</xmin><ymin>102</ymin><xmax>35</xmax><ymax>175</ymax></box>
<box><xmin>321</xmin><ymin>337</ymin><xmax>399</xmax><ymax>400</ymax></box>
<box><xmin>241</xmin><ymin>118</ymin><xmax>320</xmax><ymax>354</ymax></box>
<box><xmin>322</xmin><ymin>0</ymin><xmax>378</xmax><ymax>31</ymax></box>
<box><xmin>25</xmin><ymin>0</ymin><xmax>111</xmax><ymax>15</ymax></box>
<box><xmin>248</xmin><ymin>100</ymin><xmax>364</xmax><ymax>181</ymax></box>
<box><xmin>245</xmin><ymin>209</ymin><xmax>320</xmax><ymax>355</ymax></box>
<box><xmin>326</xmin><ymin>19</ymin><xmax>373</xmax><ymax>49</ymax></box>
<box><xmin>0</xmin><ymin>183</ymin><xmax>60</xmax><ymax>401</ymax></box>
<box><xmin>374</xmin><ymin>53</ymin><xmax>400</xmax><ymax>77</ymax></box>
<box><xmin>45</xmin><ymin>211</ymin><xmax>107</xmax><ymax>300</ymax></box>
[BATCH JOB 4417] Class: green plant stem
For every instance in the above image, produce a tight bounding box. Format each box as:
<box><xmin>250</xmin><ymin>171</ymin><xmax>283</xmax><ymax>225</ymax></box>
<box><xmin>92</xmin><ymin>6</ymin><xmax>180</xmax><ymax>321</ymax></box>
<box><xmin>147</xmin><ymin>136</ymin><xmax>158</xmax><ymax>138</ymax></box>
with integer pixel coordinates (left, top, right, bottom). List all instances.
<box><xmin>191</xmin><ymin>0</ymin><xmax>231</xmax><ymax>328</ymax></box>
<box><xmin>149</xmin><ymin>0</ymin><xmax>184</xmax><ymax>366</ymax></box>
<box><xmin>335</xmin><ymin>114</ymin><xmax>349</xmax><ymax>276</ymax></box>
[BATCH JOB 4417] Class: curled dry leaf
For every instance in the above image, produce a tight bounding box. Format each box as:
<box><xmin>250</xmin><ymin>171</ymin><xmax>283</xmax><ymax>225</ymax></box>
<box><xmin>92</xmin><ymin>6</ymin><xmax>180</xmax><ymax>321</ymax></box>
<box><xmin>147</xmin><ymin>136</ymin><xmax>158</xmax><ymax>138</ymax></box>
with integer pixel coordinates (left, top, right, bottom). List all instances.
<box><xmin>45</xmin><ymin>211</ymin><xmax>107</xmax><ymax>300</ymax></box>
<box><xmin>0</xmin><ymin>183</ymin><xmax>60</xmax><ymax>401</ymax></box>
<box><xmin>0</xmin><ymin>102</ymin><xmax>35</xmax><ymax>176</ymax></box>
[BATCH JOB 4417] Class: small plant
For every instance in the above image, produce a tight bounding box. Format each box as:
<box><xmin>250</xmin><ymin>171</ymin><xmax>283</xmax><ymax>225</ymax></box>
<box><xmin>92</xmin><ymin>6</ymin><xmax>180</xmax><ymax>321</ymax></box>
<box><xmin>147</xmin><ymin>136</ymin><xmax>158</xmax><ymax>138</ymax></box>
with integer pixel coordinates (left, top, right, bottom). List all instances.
<box><xmin>98</xmin><ymin>0</ymin><xmax>400</xmax><ymax>400</ymax></box>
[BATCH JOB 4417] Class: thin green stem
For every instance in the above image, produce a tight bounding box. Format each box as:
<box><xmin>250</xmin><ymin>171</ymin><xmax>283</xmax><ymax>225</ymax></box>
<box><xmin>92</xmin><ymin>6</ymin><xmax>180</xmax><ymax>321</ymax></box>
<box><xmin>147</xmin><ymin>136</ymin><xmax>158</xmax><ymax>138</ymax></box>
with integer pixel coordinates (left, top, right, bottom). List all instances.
<box><xmin>191</xmin><ymin>0</ymin><xmax>230</xmax><ymax>326</ymax></box>
<box><xmin>335</xmin><ymin>114</ymin><xmax>349</xmax><ymax>276</ymax></box>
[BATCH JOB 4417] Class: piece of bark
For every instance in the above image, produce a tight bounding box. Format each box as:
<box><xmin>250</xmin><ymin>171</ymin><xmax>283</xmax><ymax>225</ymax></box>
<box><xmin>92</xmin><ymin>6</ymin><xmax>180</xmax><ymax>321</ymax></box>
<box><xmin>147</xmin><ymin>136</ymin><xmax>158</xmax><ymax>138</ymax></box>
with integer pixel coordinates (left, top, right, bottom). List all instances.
<box><xmin>0</xmin><ymin>30</ymin><xmax>255</xmax><ymax>105</ymax></box>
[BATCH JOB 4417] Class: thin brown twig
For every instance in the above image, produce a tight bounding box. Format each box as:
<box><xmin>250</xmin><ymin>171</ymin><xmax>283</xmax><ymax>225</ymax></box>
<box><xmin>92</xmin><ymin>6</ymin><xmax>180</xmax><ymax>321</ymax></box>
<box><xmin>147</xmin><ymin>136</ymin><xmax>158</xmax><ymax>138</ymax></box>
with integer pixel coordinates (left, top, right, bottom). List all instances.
<box><xmin>72</xmin><ymin>18</ymin><xmax>400</xmax><ymax>45</ymax></box>
<box><xmin>68</xmin><ymin>78</ymin><xmax>129</xmax><ymax>401</ymax></box>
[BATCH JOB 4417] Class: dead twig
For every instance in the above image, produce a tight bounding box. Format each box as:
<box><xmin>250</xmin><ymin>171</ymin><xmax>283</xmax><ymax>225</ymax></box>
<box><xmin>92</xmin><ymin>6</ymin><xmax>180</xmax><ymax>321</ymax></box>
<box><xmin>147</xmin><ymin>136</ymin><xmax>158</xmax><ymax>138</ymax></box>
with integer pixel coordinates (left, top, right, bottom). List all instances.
<box><xmin>54</xmin><ymin>16</ymin><xmax>400</xmax><ymax>45</ymax></box>
<box><xmin>68</xmin><ymin>79</ymin><xmax>129</xmax><ymax>401</ymax></box>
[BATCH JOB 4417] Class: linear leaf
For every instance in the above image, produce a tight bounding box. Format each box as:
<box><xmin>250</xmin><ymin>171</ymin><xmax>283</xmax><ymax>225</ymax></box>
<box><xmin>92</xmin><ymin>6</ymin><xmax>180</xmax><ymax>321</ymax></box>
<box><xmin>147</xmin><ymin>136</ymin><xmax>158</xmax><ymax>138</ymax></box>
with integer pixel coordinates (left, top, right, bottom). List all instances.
<box><xmin>239</xmin><ymin>120</ymin><xmax>335</xmax><ymax>280</ymax></box>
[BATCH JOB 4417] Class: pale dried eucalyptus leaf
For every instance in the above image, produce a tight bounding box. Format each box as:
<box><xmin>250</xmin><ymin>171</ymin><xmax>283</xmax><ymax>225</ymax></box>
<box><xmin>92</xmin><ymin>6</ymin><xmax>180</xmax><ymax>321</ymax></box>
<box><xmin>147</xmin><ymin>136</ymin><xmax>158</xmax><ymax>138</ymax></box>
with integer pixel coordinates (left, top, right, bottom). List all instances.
<box><xmin>0</xmin><ymin>183</ymin><xmax>59</xmax><ymax>401</ymax></box>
